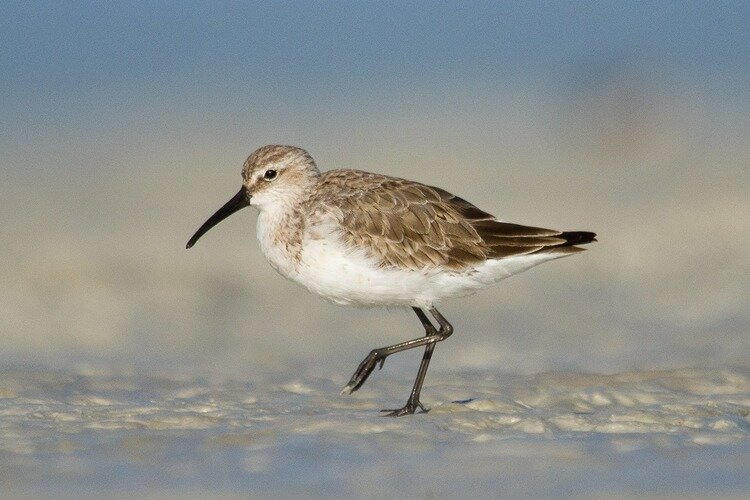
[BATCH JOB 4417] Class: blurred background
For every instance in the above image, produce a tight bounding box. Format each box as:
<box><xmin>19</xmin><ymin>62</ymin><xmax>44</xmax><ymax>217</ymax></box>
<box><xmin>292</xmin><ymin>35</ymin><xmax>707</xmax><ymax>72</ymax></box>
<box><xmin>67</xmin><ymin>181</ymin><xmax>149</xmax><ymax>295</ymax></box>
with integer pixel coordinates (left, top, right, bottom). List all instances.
<box><xmin>1</xmin><ymin>1</ymin><xmax>748</xmax><ymax>380</ymax></box>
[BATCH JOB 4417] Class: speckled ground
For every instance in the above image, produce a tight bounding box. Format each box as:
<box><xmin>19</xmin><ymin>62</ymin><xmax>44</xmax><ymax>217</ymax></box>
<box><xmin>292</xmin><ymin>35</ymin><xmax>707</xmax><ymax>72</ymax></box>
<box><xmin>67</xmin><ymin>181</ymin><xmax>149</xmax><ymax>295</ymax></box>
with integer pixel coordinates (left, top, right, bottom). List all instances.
<box><xmin>1</xmin><ymin>367</ymin><xmax>748</xmax><ymax>497</ymax></box>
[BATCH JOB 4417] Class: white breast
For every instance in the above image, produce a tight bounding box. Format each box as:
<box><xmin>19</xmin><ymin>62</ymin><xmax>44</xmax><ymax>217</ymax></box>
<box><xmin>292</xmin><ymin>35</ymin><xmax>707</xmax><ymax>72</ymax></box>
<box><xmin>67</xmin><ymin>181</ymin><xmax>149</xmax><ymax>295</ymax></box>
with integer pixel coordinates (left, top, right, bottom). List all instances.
<box><xmin>255</xmin><ymin>210</ymin><xmax>299</xmax><ymax>280</ymax></box>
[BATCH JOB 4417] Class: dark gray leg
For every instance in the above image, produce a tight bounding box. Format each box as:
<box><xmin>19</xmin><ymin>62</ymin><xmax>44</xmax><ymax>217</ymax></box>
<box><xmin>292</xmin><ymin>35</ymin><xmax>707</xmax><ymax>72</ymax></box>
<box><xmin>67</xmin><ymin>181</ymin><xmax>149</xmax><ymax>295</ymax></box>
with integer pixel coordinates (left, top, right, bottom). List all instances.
<box><xmin>341</xmin><ymin>306</ymin><xmax>453</xmax><ymax>416</ymax></box>
<box><xmin>380</xmin><ymin>308</ymin><xmax>438</xmax><ymax>416</ymax></box>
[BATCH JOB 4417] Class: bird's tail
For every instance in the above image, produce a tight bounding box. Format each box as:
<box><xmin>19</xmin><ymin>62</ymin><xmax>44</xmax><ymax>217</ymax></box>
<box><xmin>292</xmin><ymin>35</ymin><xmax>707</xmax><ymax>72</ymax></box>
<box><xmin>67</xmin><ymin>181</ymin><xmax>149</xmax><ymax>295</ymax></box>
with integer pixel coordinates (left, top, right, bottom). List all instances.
<box><xmin>559</xmin><ymin>231</ymin><xmax>597</xmax><ymax>247</ymax></box>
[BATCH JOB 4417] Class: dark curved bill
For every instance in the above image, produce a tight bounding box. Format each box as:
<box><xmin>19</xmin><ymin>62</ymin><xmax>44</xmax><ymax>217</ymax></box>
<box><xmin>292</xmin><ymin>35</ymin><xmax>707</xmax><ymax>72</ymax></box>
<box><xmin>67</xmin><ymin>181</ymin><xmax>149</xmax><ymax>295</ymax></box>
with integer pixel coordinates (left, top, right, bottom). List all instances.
<box><xmin>186</xmin><ymin>187</ymin><xmax>250</xmax><ymax>249</ymax></box>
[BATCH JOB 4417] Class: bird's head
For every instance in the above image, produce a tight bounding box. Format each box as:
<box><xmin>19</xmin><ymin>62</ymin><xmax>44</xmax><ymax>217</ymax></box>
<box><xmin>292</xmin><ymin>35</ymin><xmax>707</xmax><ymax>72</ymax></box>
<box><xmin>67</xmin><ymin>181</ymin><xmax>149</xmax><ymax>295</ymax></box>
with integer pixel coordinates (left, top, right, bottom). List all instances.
<box><xmin>186</xmin><ymin>145</ymin><xmax>319</xmax><ymax>249</ymax></box>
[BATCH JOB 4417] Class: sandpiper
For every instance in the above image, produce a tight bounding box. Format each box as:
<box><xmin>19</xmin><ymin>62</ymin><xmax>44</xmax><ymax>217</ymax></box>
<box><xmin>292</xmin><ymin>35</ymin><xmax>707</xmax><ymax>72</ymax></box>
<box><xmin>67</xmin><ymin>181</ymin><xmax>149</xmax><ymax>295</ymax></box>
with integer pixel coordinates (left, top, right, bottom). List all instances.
<box><xmin>187</xmin><ymin>145</ymin><xmax>596</xmax><ymax>416</ymax></box>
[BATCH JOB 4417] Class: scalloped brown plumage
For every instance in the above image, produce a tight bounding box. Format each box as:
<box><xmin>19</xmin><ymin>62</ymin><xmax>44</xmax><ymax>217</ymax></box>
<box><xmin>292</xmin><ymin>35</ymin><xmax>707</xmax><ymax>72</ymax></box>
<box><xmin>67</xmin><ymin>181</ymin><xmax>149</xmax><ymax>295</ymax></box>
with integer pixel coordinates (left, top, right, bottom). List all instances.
<box><xmin>307</xmin><ymin>169</ymin><xmax>596</xmax><ymax>272</ymax></box>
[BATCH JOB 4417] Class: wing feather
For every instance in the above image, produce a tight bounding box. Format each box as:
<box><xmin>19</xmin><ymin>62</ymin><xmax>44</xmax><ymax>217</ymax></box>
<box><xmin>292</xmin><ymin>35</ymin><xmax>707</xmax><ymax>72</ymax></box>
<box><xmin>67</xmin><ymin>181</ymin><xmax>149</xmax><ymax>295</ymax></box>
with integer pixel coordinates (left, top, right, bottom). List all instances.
<box><xmin>310</xmin><ymin>170</ymin><xmax>595</xmax><ymax>272</ymax></box>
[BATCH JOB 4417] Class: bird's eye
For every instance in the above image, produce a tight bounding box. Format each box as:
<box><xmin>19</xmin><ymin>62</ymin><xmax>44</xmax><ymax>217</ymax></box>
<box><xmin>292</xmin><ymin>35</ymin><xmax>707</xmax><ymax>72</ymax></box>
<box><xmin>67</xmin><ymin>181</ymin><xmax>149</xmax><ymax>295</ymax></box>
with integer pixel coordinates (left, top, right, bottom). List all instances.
<box><xmin>263</xmin><ymin>169</ymin><xmax>277</xmax><ymax>180</ymax></box>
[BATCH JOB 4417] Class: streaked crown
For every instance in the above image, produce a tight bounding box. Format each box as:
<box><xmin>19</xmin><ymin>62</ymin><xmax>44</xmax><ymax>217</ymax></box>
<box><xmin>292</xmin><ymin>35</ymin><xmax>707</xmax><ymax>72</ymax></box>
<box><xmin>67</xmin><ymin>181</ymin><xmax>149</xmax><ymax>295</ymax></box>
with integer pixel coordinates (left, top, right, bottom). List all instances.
<box><xmin>242</xmin><ymin>145</ymin><xmax>316</xmax><ymax>181</ymax></box>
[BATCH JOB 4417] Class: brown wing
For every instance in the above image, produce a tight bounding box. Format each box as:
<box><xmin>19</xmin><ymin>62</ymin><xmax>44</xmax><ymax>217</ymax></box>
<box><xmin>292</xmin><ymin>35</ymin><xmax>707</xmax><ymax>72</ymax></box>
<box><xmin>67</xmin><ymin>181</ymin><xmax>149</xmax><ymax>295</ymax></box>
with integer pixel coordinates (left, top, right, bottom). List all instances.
<box><xmin>429</xmin><ymin>185</ymin><xmax>596</xmax><ymax>260</ymax></box>
<box><xmin>311</xmin><ymin>170</ymin><xmax>595</xmax><ymax>272</ymax></box>
<box><xmin>475</xmin><ymin>222</ymin><xmax>594</xmax><ymax>258</ymax></box>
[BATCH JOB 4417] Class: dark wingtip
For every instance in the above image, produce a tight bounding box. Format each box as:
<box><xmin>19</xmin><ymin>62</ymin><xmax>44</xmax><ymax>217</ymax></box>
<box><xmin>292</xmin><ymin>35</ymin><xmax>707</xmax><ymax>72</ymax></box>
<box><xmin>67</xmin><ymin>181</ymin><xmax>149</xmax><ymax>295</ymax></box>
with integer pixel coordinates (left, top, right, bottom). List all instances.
<box><xmin>560</xmin><ymin>231</ymin><xmax>597</xmax><ymax>246</ymax></box>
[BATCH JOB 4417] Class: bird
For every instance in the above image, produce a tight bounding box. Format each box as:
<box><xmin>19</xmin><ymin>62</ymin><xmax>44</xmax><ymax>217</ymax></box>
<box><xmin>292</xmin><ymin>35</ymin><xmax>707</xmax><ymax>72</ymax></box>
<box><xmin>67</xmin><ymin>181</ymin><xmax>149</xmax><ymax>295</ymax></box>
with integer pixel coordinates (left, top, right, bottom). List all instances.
<box><xmin>186</xmin><ymin>145</ymin><xmax>596</xmax><ymax>416</ymax></box>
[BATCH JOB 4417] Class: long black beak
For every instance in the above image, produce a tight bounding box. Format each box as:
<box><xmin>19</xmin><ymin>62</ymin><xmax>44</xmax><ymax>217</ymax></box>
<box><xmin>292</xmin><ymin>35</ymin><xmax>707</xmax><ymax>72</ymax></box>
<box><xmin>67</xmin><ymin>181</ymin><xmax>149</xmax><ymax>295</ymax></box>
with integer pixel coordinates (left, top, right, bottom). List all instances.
<box><xmin>186</xmin><ymin>187</ymin><xmax>250</xmax><ymax>249</ymax></box>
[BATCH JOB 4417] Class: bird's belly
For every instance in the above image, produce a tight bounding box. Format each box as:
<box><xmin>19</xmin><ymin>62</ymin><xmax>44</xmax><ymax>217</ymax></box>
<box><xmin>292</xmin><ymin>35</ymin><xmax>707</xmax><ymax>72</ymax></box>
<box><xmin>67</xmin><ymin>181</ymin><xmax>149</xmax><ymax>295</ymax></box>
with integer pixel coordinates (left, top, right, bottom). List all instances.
<box><xmin>292</xmin><ymin>235</ymin><xmax>487</xmax><ymax>307</ymax></box>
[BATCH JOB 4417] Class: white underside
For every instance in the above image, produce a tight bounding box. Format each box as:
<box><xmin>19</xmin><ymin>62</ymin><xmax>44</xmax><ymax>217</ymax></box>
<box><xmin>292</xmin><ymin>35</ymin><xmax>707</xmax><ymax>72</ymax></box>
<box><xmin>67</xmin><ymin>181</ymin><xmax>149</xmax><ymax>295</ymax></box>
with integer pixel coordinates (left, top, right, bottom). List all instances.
<box><xmin>257</xmin><ymin>215</ymin><xmax>571</xmax><ymax>308</ymax></box>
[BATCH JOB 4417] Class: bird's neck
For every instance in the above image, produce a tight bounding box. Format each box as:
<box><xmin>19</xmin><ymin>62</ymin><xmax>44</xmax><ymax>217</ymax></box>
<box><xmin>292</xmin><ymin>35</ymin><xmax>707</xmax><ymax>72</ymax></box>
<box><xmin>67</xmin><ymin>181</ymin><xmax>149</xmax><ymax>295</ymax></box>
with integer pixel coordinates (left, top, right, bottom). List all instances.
<box><xmin>255</xmin><ymin>191</ymin><xmax>309</xmax><ymax>278</ymax></box>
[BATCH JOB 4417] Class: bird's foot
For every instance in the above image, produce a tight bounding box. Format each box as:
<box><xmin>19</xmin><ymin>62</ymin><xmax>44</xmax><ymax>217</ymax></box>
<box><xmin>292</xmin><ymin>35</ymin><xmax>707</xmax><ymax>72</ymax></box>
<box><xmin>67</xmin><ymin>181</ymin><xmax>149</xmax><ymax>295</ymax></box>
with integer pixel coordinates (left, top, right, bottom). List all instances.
<box><xmin>380</xmin><ymin>399</ymin><xmax>429</xmax><ymax>417</ymax></box>
<box><xmin>340</xmin><ymin>349</ymin><xmax>387</xmax><ymax>395</ymax></box>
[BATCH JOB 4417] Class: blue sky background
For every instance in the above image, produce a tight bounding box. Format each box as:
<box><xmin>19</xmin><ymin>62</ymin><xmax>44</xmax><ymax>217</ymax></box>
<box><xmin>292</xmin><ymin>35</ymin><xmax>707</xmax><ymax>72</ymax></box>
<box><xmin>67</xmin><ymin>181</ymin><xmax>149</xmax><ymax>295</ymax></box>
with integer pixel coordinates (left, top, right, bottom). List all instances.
<box><xmin>2</xmin><ymin>1</ymin><xmax>747</xmax><ymax>113</ymax></box>
<box><xmin>0</xmin><ymin>2</ymin><xmax>748</xmax><ymax>375</ymax></box>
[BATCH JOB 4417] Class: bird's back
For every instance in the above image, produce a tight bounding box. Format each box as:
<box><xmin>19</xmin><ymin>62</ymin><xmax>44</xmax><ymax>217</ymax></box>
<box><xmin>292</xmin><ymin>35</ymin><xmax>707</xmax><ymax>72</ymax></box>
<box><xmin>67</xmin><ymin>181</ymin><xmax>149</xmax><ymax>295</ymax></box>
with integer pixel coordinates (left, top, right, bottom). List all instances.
<box><xmin>305</xmin><ymin>169</ymin><xmax>595</xmax><ymax>274</ymax></box>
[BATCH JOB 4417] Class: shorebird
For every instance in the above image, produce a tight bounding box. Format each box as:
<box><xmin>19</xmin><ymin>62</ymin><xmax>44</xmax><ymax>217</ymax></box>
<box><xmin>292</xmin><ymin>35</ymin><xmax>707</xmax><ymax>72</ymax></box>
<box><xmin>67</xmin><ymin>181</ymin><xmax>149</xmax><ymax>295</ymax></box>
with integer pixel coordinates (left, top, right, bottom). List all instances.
<box><xmin>187</xmin><ymin>145</ymin><xmax>596</xmax><ymax>416</ymax></box>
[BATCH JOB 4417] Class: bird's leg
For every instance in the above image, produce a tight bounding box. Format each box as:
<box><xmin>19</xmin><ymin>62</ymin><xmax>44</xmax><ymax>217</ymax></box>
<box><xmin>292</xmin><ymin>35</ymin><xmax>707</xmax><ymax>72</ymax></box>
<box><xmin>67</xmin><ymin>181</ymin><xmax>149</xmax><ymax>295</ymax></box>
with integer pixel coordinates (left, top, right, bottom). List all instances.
<box><xmin>341</xmin><ymin>306</ymin><xmax>454</xmax><ymax>416</ymax></box>
<box><xmin>340</xmin><ymin>333</ymin><xmax>435</xmax><ymax>395</ymax></box>
<box><xmin>381</xmin><ymin>307</ymin><xmax>452</xmax><ymax>416</ymax></box>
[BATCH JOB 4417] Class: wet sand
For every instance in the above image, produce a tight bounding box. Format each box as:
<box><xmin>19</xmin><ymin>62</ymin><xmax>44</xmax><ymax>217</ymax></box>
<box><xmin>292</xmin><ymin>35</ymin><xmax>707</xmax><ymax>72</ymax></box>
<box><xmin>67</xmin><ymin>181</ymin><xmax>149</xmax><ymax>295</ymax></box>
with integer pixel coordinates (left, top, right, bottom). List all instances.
<box><xmin>1</xmin><ymin>366</ymin><xmax>748</xmax><ymax>497</ymax></box>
